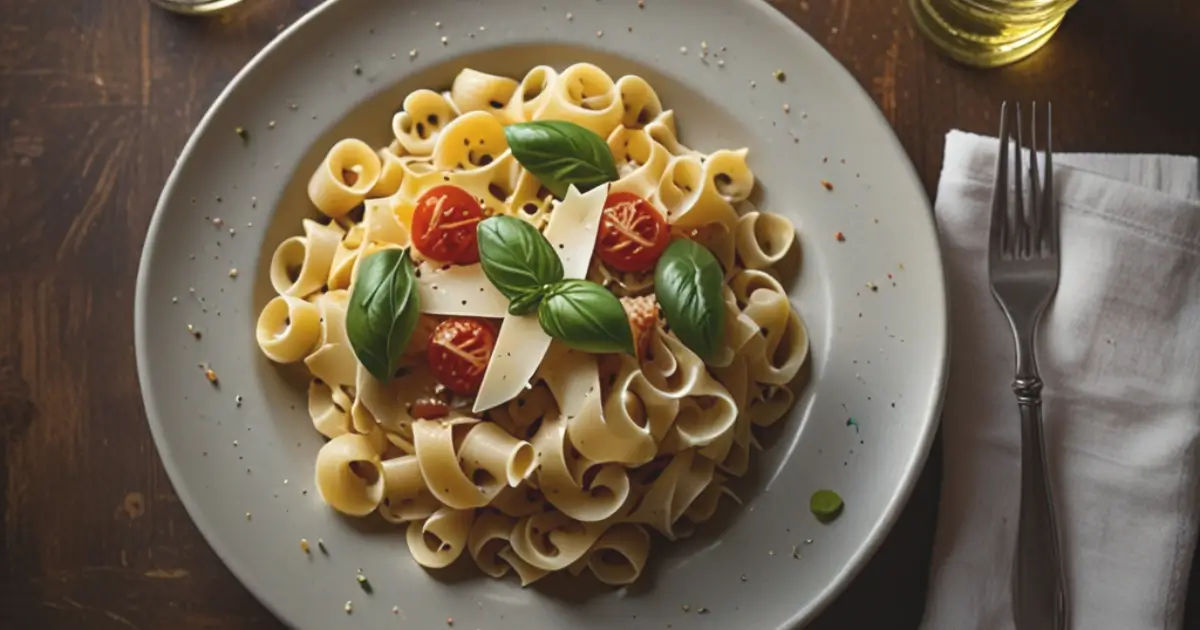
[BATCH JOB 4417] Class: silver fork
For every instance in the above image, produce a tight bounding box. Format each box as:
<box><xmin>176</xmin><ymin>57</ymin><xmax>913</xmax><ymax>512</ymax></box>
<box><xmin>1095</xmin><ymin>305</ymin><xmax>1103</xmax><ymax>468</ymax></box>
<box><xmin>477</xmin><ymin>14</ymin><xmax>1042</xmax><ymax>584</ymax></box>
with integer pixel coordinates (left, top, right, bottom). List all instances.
<box><xmin>988</xmin><ymin>101</ymin><xmax>1067</xmax><ymax>630</ymax></box>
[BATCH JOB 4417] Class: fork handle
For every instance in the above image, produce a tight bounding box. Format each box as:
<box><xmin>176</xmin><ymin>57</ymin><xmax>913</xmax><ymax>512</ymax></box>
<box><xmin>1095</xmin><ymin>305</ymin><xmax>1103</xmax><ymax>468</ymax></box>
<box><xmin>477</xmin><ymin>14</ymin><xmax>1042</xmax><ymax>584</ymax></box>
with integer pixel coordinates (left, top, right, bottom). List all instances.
<box><xmin>1011</xmin><ymin>375</ymin><xmax>1068</xmax><ymax>630</ymax></box>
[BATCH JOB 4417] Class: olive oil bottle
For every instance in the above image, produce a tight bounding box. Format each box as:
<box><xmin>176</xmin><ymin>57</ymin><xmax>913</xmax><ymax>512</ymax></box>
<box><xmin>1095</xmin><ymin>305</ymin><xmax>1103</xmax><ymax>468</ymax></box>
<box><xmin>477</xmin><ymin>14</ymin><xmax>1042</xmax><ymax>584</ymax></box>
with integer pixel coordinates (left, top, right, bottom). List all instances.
<box><xmin>150</xmin><ymin>0</ymin><xmax>247</xmax><ymax>15</ymax></box>
<box><xmin>908</xmin><ymin>0</ymin><xmax>1080</xmax><ymax>68</ymax></box>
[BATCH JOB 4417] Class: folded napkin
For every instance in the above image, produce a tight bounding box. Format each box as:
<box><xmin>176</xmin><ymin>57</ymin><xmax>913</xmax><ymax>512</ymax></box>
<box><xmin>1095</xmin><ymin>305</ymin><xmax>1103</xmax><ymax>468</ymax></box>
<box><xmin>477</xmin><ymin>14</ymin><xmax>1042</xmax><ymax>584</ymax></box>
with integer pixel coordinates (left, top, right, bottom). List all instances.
<box><xmin>920</xmin><ymin>130</ymin><xmax>1200</xmax><ymax>630</ymax></box>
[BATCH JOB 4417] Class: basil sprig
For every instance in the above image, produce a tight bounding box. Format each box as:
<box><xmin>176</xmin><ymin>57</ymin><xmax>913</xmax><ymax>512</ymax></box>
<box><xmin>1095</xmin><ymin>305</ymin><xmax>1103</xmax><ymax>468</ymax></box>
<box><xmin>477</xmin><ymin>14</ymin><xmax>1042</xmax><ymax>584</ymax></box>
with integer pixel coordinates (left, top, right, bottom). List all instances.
<box><xmin>475</xmin><ymin>215</ymin><xmax>633</xmax><ymax>354</ymax></box>
<box><xmin>504</xmin><ymin>121</ymin><xmax>618</xmax><ymax>198</ymax></box>
<box><xmin>477</xmin><ymin>215</ymin><xmax>564</xmax><ymax>315</ymax></box>
<box><xmin>538</xmin><ymin>280</ymin><xmax>634</xmax><ymax>355</ymax></box>
<box><xmin>346</xmin><ymin>248</ymin><xmax>421</xmax><ymax>382</ymax></box>
<box><xmin>653</xmin><ymin>239</ymin><xmax>726</xmax><ymax>362</ymax></box>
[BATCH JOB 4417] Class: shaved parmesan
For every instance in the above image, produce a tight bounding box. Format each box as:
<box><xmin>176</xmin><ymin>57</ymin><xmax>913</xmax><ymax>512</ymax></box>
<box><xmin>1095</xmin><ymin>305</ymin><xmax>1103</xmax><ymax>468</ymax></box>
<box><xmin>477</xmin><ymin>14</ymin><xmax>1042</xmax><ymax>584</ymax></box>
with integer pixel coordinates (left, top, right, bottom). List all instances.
<box><xmin>472</xmin><ymin>185</ymin><xmax>608</xmax><ymax>412</ymax></box>
<box><xmin>543</xmin><ymin>185</ymin><xmax>608</xmax><ymax>278</ymax></box>
<box><xmin>417</xmin><ymin>262</ymin><xmax>509</xmax><ymax>318</ymax></box>
<box><xmin>472</xmin><ymin>314</ymin><xmax>551</xmax><ymax>412</ymax></box>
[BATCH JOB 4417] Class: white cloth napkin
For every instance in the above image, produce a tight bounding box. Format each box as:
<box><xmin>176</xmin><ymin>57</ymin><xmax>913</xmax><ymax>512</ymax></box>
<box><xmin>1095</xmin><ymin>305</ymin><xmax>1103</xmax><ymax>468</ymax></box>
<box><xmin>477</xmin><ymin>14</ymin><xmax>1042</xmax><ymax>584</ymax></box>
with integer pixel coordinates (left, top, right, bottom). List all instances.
<box><xmin>920</xmin><ymin>130</ymin><xmax>1200</xmax><ymax>630</ymax></box>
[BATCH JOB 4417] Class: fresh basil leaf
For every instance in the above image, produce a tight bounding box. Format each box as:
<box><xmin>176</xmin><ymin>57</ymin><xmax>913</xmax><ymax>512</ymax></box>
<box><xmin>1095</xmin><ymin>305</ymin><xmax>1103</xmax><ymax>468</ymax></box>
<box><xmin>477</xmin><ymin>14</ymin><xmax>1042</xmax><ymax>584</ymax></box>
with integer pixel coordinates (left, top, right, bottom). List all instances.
<box><xmin>810</xmin><ymin>489</ymin><xmax>844</xmax><ymax>523</ymax></box>
<box><xmin>477</xmin><ymin>215</ymin><xmax>563</xmax><ymax>305</ymax></box>
<box><xmin>504</xmin><ymin>121</ymin><xmax>619</xmax><ymax>198</ymax></box>
<box><xmin>346</xmin><ymin>248</ymin><xmax>421</xmax><ymax>382</ymax></box>
<box><xmin>538</xmin><ymin>280</ymin><xmax>634</xmax><ymax>355</ymax></box>
<box><xmin>653</xmin><ymin>238</ymin><xmax>726</xmax><ymax>362</ymax></box>
<box><xmin>507</xmin><ymin>290</ymin><xmax>543</xmax><ymax>317</ymax></box>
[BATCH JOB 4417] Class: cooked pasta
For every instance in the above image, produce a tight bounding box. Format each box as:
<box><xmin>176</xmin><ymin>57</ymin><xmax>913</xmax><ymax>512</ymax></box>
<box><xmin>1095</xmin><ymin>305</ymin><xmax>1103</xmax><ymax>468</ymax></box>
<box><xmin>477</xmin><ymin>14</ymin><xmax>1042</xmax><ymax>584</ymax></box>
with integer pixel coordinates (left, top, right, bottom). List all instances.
<box><xmin>256</xmin><ymin>64</ymin><xmax>810</xmax><ymax>586</ymax></box>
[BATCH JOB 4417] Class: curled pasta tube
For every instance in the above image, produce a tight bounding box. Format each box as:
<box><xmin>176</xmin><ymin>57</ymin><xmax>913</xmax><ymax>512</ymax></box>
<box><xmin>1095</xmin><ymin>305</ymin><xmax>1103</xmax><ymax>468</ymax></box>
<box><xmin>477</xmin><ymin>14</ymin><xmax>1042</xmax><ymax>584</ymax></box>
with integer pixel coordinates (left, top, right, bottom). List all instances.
<box><xmin>467</xmin><ymin>511</ymin><xmax>518</xmax><ymax>579</ymax></box>
<box><xmin>704</xmin><ymin>148</ymin><xmax>755</xmax><ymax>205</ymax></box>
<box><xmin>509</xmin><ymin>511</ymin><xmax>610</xmax><ymax>571</ymax></box>
<box><xmin>307</xmin><ymin>378</ymin><xmax>352</xmax><ymax>439</ymax></box>
<box><xmin>530</xmin><ymin>415</ymin><xmax>631</xmax><ymax>523</ymax></box>
<box><xmin>679</xmin><ymin>476</ymin><xmax>741</xmax><ymax>527</ymax></box>
<box><xmin>255</xmin><ymin>295</ymin><xmax>321</xmax><ymax>363</ymax></box>
<box><xmin>748</xmin><ymin>383</ymin><xmax>795</xmax><ymax>428</ymax></box>
<box><xmin>327</xmin><ymin>223</ymin><xmax>366</xmax><ymax>291</ymax></box>
<box><xmin>736</xmin><ymin>211</ymin><xmax>796</xmax><ymax>270</ymax></box>
<box><xmin>625</xmin><ymin>449</ymin><xmax>714</xmax><ymax>540</ymax></box>
<box><xmin>608</xmin><ymin>126</ymin><xmax>670</xmax><ymax>201</ymax></box>
<box><xmin>533</xmin><ymin>62</ymin><xmax>624</xmax><ymax>139</ymax></box>
<box><xmin>378</xmin><ymin>455</ymin><xmax>441</xmax><ymax>524</ymax></box>
<box><xmin>498</xmin><ymin>546</ymin><xmax>551</xmax><ymax>587</ymax></box>
<box><xmin>412</xmin><ymin>418</ymin><xmax>497</xmax><ymax>509</ymax></box>
<box><xmin>314</xmin><ymin>433</ymin><xmax>386</xmax><ymax>517</ymax></box>
<box><xmin>640</xmin><ymin>330</ymin><xmax>705</xmax><ymax>399</ymax></box>
<box><xmin>615</xmin><ymin>75</ymin><xmax>663</xmax><ymax>129</ymax></box>
<box><xmin>672</xmin><ymin>373</ymin><xmax>739</xmax><ymax>451</ymax></box>
<box><xmin>405</xmin><ymin>507</ymin><xmax>475</xmax><ymax>569</ymax></box>
<box><xmin>504</xmin><ymin>65</ymin><xmax>558</xmax><ymax>123</ymax></box>
<box><xmin>569</xmin><ymin>523</ymin><xmax>651</xmax><ymax>585</ymax></box>
<box><xmin>657</xmin><ymin>154</ymin><xmax>740</xmax><ymax>232</ymax></box>
<box><xmin>450</xmin><ymin>68</ymin><xmax>519</xmax><ymax>120</ymax></box>
<box><xmin>730</xmin><ymin>268</ymin><xmax>787</xmax><ymax>306</ymax></box>
<box><xmin>369</xmin><ymin>147</ymin><xmax>405</xmax><ymax>197</ymax></box>
<box><xmin>270</xmin><ymin>219</ymin><xmax>343</xmax><ymax>298</ymax></box>
<box><xmin>308</xmin><ymin>138</ymin><xmax>382</xmax><ymax>218</ymax></box>
<box><xmin>741</xmin><ymin>289</ymin><xmax>810</xmax><ymax>385</ymax></box>
<box><xmin>644</xmin><ymin>110</ymin><xmax>698</xmax><ymax>157</ymax></box>
<box><xmin>392</xmin><ymin>89</ymin><xmax>458</xmax><ymax>156</ymax></box>
<box><xmin>431</xmin><ymin>111</ymin><xmax>510</xmax><ymax>172</ymax></box>
<box><xmin>459</xmin><ymin>421</ymin><xmax>537</xmax><ymax>489</ymax></box>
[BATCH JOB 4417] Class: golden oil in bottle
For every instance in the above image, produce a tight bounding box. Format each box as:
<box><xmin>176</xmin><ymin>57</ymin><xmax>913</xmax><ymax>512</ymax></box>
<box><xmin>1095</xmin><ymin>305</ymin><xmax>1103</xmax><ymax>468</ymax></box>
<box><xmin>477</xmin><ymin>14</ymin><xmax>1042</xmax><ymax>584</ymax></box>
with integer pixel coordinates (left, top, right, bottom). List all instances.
<box><xmin>908</xmin><ymin>0</ymin><xmax>1080</xmax><ymax>68</ymax></box>
<box><xmin>149</xmin><ymin>0</ymin><xmax>247</xmax><ymax>15</ymax></box>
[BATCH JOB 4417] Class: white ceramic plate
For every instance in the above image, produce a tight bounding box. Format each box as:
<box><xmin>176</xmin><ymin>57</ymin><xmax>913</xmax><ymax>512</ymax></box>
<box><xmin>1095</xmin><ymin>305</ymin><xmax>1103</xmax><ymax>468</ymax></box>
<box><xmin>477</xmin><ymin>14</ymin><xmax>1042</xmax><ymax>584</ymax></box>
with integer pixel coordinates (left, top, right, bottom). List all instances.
<box><xmin>135</xmin><ymin>1</ymin><xmax>947</xmax><ymax>628</ymax></box>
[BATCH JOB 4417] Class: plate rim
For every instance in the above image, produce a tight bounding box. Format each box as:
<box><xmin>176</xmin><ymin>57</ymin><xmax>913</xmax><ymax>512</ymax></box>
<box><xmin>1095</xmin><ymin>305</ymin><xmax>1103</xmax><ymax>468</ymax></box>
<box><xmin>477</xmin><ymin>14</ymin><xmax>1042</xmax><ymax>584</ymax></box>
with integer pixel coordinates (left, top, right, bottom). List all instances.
<box><xmin>134</xmin><ymin>1</ymin><xmax>949</xmax><ymax>627</ymax></box>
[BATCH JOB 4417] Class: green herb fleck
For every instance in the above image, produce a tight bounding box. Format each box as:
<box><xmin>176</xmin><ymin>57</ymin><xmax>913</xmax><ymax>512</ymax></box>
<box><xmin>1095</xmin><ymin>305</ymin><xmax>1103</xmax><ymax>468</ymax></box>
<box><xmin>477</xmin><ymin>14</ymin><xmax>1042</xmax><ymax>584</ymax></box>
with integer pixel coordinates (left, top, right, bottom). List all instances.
<box><xmin>846</xmin><ymin>417</ymin><xmax>858</xmax><ymax>433</ymax></box>
<box><xmin>810</xmin><ymin>489</ymin><xmax>844</xmax><ymax>523</ymax></box>
<box><xmin>773</xmin><ymin>69</ymin><xmax>786</xmax><ymax>82</ymax></box>
<box><xmin>235</xmin><ymin>126</ymin><xmax>248</xmax><ymax>143</ymax></box>
<box><xmin>356</xmin><ymin>572</ymin><xmax>372</xmax><ymax>593</ymax></box>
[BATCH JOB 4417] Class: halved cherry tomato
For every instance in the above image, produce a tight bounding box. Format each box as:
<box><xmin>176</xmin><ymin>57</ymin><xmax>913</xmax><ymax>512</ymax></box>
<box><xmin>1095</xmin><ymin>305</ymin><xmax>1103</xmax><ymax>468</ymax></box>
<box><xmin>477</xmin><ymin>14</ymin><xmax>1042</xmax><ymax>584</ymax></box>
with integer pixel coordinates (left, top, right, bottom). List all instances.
<box><xmin>595</xmin><ymin>192</ymin><xmax>670</xmax><ymax>272</ymax></box>
<box><xmin>412</xmin><ymin>185</ymin><xmax>485</xmax><ymax>264</ymax></box>
<box><xmin>426</xmin><ymin>317</ymin><xmax>497</xmax><ymax>395</ymax></box>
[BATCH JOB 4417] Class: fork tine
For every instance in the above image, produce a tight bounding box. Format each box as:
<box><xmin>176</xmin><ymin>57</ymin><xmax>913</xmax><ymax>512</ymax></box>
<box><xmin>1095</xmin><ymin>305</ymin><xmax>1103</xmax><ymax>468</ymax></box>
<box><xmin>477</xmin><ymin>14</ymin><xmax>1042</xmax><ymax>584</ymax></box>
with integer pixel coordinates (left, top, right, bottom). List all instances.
<box><xmin>1029</xmin><ymin>103</ymin><xmax>1042</xmax><ymax>250</ymax></box>
<box><xmin>1013</xmin><ymin>103</ymin><xmax>1026</xmax><ymax>258</ymax></box>
<box><xmin>989</xmin><ymin>102</ymin><xmax>1009</xmax><ymax>262</ymax></box>
<box><xmin>1043</xmin><ymin>103</ymin><xmax>1057</xmax><ymax>255</ymax></box>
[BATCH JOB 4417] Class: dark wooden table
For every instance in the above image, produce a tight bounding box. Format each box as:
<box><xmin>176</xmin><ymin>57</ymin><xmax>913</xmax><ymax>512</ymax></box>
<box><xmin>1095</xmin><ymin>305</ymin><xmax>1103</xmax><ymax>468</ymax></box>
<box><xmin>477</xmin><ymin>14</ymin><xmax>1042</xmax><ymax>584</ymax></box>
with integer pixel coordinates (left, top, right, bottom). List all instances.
<box><xmin>2</xmin><ymin>0</ymin><xmax>1198</xmax><ymax>628</ymax></box>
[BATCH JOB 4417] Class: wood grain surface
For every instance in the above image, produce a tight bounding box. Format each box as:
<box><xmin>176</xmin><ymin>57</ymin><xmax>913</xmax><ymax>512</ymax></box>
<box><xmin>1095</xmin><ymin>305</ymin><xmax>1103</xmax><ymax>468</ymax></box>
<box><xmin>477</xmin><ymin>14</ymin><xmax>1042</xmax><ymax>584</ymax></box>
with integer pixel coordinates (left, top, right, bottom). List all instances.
<box><xmin>2</xmin><ymin>0</ymin><xmax>1198</xmax><ymax>628</ymax></box>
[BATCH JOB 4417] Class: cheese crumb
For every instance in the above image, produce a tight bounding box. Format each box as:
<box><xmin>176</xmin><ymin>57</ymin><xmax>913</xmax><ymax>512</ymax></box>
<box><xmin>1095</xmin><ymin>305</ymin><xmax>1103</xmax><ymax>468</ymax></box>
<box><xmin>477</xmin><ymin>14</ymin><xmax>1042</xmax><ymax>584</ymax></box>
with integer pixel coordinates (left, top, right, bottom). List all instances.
<box><xmin>300</xmin><ymin>538</ymin><xmax>311</xmax><ymax>553</ymax></box>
